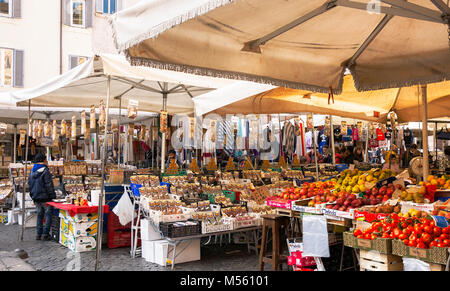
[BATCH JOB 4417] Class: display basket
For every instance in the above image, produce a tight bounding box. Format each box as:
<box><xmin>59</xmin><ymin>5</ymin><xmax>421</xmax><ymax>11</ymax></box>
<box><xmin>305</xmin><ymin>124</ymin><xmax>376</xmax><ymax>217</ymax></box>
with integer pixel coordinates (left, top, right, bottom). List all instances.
<box><xmin>201</xmin><ymin>220</ymin><xmax>233</xmax><ymax>234</ymax></box>
<box><xmin>148</xmin><ymin>209</ymin><xmax>192</xmax><ymax>225</ymax></box>
<box><xmin>159</xmin><ymin>220</ymin><xmax>201</xmax><ymax>238</ymax></box>
<box><xmin>224</xmin><ymin>214</ymin><xmax>261</xmax><ymax>230</ymax></box>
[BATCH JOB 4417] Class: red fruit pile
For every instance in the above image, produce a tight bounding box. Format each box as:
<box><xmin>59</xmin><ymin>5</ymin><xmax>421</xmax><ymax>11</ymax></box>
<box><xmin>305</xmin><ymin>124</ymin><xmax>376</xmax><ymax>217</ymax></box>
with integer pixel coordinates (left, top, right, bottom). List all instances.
<box><xmin>364</xmin><ymin>183</ymin><xmax>401</xmax><ymax>203</ymax></box>
<box><xmin>325</xmin><ymin>193</ymin><xmax>373</xmax><ymax>212</ymax></box>
<box><xmin>352</xmin><ymin>214</ymin><xmax>450</xmax><ymax>249</ymax></box>
<box><xmin>276</xmin><ymin>181</ymin><xmax>335</xmax><ymax>202</ymax></box>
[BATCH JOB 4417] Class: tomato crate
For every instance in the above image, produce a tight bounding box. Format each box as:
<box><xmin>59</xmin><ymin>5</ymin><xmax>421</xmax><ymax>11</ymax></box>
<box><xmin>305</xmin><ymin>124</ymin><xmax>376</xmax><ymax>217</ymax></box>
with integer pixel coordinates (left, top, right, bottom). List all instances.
<box><xmin>354</xmin><ymin>210</ymin><xmax>387</xmax><ymax>223</ymax></box>
<box><xmin>391</xmin><ymin>239</ymin><xmax>449</xmax><ymax>265</ymax></box>
<box><xmin>359</xmin><ymin>250</ymin><xmax>403</xmax><ymax>271</ymax></box>
<box><xmin>266</xmin><ymin>196</ymin><xmax>294</xmax><ymax>209</ymax></box>
<box><xmin>343</xmin><ymin>231</ymin><xmax>392</xmax><ymax>254</ymax></box>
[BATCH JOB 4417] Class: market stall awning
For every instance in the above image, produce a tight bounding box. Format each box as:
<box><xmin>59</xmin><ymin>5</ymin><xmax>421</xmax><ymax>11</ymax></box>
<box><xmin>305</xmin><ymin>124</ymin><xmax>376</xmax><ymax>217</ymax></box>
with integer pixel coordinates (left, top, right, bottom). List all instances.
<box><xmin>110</xmin><ymin>0</ymin><xmax>450</xmax><ymax>93</ymax></box>
<box><xmin>194</xmin><ymin>75</ymin><xmax>450</xmax><ymax>123</ymax></box>
<box><xmin>0</xmin><ymin>54</ymin><xmax>237</xmax><ymax>115</ymax></box>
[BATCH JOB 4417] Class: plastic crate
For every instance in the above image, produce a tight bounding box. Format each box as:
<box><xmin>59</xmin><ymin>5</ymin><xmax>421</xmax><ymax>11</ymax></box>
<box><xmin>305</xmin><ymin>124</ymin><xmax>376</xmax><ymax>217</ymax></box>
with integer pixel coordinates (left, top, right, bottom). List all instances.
<box><xmin>130</xmin><ymin>183</ymin><xmax>142</xmax><ymax>196</ymax></box>
<box><xmin>159</xmin><ymin>220</ymin><xmax>201</xmax><ymax>238</ymax></box>
<box><xmin>336</xmin><ymin>164</ymin><xmax>349</xmax><ymax>172</ymax></box>
<box><xmin>107</xmin><ymin>212</ymin><xmax>132</xmax><ymax>232</ymax></box>
<box><xmin>107</xmin><ymin>229</ymin><xmax>140</xmax><ymax>249</ymax></box>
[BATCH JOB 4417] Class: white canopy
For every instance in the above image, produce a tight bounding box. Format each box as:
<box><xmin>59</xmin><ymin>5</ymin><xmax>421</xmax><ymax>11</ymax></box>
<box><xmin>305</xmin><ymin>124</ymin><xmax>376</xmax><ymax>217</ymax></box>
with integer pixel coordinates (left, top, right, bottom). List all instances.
<box><xmin>0</xmin><ymin>54</ymin><xmax>238</xmax><ymax>114</ymax></box>
<box><xmin>110</xmin><ymin>0</ymin><xmax>450</xmax><ymax>93</ymax></box>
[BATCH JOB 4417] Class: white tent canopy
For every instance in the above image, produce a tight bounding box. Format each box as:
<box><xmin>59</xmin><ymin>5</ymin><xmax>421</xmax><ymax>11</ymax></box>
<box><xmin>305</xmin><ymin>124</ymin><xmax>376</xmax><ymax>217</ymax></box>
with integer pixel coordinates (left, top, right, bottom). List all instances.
<box><xmin>0</xmin><ymin>54</ymin><xmax>238</xmax><ymax>114</ymax></box>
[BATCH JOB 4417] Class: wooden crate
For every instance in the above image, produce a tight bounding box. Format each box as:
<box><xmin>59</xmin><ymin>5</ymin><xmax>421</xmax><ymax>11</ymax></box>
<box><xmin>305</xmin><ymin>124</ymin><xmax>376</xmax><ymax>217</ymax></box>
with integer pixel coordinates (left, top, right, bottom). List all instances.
<box><xmin>275</xmin><ymin>208</ymin><xmax>295</xmax><ymax>218</ymax></box>
<box><xmin>359</xmin><ymin>249</ymin><xmax>403</xmax><ymax>271</ymax></box>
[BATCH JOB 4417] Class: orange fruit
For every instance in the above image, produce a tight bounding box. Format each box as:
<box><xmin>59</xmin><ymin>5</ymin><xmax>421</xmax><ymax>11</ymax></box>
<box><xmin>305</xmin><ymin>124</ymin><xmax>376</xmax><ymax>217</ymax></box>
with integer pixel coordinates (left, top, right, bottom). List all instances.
<box><xmin>427</xmin><ymin>175</ymin><xmax>435</xmax><ymax>182</ymax></box>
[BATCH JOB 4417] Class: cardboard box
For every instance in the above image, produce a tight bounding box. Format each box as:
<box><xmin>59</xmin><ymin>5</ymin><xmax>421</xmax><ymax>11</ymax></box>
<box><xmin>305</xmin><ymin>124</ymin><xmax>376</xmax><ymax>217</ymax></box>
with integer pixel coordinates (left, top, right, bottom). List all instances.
<box><xmin>60</xmin><ymin>217</ymin><xmax>98</xmax><ymax>237</ymax></box>
<box><xmin>59</xmin><ymin>231</ymin><xmax>96</xmax><ymax>252</ymax></box>
<box><xmin>59</xmin><ymin>209</ymin><xmax>98</xmax><ymax>223</ymax></box>
<box><xmin>140</xmin><ymin>219</ymin><xmax>163</xmax><ymax>241</ymax></box>
<box><xmin>141</xmin><ymin>240</ymin><xmax>167</xmax><ymax>263</ymax></box>
<box><xmin>392</xmin><ymin>239</ymin><xmax>449</xmax><ymax>265</ymax></box>
<box><xmin>167</xmin><ymin>239</ymin><xmax>201</xmax><ymax>265</ymax></box>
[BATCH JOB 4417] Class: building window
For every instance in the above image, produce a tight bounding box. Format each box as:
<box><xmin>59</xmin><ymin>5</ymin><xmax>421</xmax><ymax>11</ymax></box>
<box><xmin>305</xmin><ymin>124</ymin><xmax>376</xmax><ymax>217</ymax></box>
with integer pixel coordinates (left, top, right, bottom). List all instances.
<box><xmin>0</xmin><ymin>0</ymin><xmax>11</xmax><ymax>16</ymax></box>
<box><xmin>0</xmin><ymin>48</ymin><xmax>13</xmax><ymax>87</ymax></box>
<box><xmin>71</xmin><ymin>0</ymin><xmax>85</xmax><ymax>27</ymax></box>
<box><xmin>69</xmin><ymin>55</ymin><xmax>89</xmax><ymax>70</ymax></box>
<box><xmin>96</xmin><ymin>0</ymin><xmax>121</xmax><ymax>14</ymax></box>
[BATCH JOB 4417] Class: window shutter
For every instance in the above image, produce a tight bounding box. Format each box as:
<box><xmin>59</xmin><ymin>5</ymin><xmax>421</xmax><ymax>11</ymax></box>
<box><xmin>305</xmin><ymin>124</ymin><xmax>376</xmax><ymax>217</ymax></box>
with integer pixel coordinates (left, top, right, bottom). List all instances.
<box><xmin>63</xmin><ymin>0</ymin><xmax>71</xmax><ymax>26</ymax></box>
<box><xmin>85</xmin><ymin>0</ymin><xmax>93</xmax><ymax>28</ymax></box>
<box><xmin>13</xmin><ymin>50</ymin><xmax>24</xmax><ymax>88</ymax></box>
<box><xmin>69</xmin><ymin>55</ymin><xmax>79</xmax><ymax>70</ymax></box>
<box><xmin>95</xmin><ymin>0</ymin><xmax>103</xmax><ymax>13</ymax></box>
<box><xmin>12</xmin><ymin>0</ymin><xmax>21</xmax><ymax>18</ymax></box>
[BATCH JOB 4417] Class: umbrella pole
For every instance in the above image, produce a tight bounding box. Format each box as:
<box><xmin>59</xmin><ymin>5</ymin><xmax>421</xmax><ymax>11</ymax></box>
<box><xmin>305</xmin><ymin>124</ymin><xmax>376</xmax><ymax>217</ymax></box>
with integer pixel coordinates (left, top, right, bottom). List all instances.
<box><xmin>312</xmin><ymin>114</ymin><xmax>319</xmax><ymax>181</ymax></box>
<box><xmin>421</xmin><ymin>84</ymin><xmax>429</xmax><ymax>180</ymax></box>
<box><xmin>364</xmin><ymin>122</ymin><xmax>369</xmax><ymax>163</ymax></box>
<box><xmin>95</xmin><ymin>75</ymin><xmax>111</xmax><ymax>271</ymax></box>
<box><xmin>118</xmin><ymin>97</ymin><xmax>121</xmax><ymax>167</ymax></box>
<box><xmin>20</xmin><ymin>100</ymin><xmax>31</xmax><ymax>241</ymax></box>
<box><xmin>13</xmin><ymin>124</ymin><xmax>17</xmax><ymax>163</ymax></box>
<box><xmin>330</xmin><ymin>115</ymin><xmax>335</xmax><ymax>165</ymax></box>
<box><xmin>161</xmin><ymin>87</ymin><xmax>168</xmax><ymax>174</ymax></box>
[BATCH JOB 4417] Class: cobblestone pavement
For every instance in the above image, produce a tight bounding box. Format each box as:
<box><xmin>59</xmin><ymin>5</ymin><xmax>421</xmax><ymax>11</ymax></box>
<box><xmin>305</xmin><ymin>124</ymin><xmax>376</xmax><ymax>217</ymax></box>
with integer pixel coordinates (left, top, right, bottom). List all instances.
<box><xmin>0</xmin><ymin>224</ymin><xmax>273</xmax><ymax>271</ymax></box>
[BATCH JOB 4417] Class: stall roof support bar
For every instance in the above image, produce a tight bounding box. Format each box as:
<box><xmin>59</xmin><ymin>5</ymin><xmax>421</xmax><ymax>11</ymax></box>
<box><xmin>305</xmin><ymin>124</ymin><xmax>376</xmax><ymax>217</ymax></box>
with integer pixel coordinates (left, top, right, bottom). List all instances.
<box><xmin>335</xmin><ymin>0</ymin><xmax>442</xmax><ymax>23</ymax></box>
<box><xmin>379</xmin><ymin>0</ymin><xmax>444</xmax><ymax>20</ymax></box>
<box><xmin>111</xmin><ymin>76</ymin><xmax>162</xmax><ymax>94</ymax></box>
<box><xmin>430</xmin><ymin>0</ymin><xmax>450</xmax><ymax>16</ymax></box>
<box><xmin>347</xmin><ymin>14</ymin><xmax>393</xmax><ymax>67</ymax></box>
<box><xmin>241</xmin><ymin>2</ymin><xmax>337</xmax><ymax>53</ymax></box>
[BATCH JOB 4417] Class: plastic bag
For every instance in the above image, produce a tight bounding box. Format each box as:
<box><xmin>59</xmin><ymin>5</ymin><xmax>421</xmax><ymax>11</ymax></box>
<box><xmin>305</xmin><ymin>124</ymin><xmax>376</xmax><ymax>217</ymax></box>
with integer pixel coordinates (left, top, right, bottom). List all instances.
<box><xmin>302</xmin><ymin>215</ymin><xmax>330</xmax><ymax>258</ymax></box>
<box><xmin>112</xmin><ymin>191</ymin><xmax>134</xmax><ymax>226</ymax></box>
<box><xmin>402</xmin><ymin>258</ymin><xmax>431</xmax><ymax>271</ymax></box>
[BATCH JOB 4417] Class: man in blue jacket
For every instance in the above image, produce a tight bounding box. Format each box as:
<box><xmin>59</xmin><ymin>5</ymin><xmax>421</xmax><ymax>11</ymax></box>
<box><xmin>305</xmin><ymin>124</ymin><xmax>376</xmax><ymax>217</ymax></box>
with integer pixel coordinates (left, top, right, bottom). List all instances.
<box><xmin>28</xmin><ymin>153</ymin><xmax>56</xmax><ymax>240</ymax></box>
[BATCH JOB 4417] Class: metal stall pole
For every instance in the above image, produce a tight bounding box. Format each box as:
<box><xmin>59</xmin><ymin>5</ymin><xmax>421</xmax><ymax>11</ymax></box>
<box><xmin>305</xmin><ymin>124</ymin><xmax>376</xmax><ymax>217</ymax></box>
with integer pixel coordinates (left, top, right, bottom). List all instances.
<box><xmin>19</xmin><ymin>100</ymin><xmax>31</xmax><ymax>241</ymax></box>
<box><xmin>161</xmin><ymin>83</ymin><xmax>168</xmax><ymax>174</ymax></box>
<box><xmin>151</xmin><ymin>118</ymin><xmax>154</xmax><ymax>170</ymax></box>
<box><xmin>330</xmin><ymin>115</ymin><xmax>335</xmax><ymax>165</ymax></box>
<box><xmin>421</xmin><ymin>84</ymin><xmax>429</xmax><ymax>180</ymax></box>
<box><xmin>364</xmin><ymin>122</ymin><xmax>369</xmax><ymax>163</ymax></box>
<box><xmin>118</xmin><ymin>97</ymin><xmax>121</xmax><ymax>167</ymax></box>
<box><xmin>13</xmin><ymin>124</ymin><xmax>17</xmax><ymax>163</ymax></box>
<box><xmin>312</xmin><ymin>114</ymin><xmax>319</xmax><ymax>181</ymax></box>
<box><xmin>95</xmin><ymin>76</ymin><xmax>111</xmax><ymax>271</ymax></box>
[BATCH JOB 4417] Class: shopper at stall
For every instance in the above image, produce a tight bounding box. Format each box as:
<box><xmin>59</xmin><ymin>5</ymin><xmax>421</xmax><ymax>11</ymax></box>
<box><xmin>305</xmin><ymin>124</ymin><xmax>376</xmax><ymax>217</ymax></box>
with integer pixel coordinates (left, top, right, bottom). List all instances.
<box><xmin>335</xmin><ymin>146</ymin><xmax>344</xmax><ymax>164</ymax></box>
<box><xmin>402</xmin><ymin>144</ymin><xmax>421</xmax><ymax>167</ymax></box>
<box><xmin>343</xmin><ymin>147</ymin><xmax>355</xmax><ymax>164</ymax></box>
<box><xmin>28</xmin><ymin>153</ymin><xmax>56</xmax><ymax>241</ymax></box>
<box><xmin>353</xmin><ymin>146</ymin><xmax>364</xmax><ymax>162</ymax></box>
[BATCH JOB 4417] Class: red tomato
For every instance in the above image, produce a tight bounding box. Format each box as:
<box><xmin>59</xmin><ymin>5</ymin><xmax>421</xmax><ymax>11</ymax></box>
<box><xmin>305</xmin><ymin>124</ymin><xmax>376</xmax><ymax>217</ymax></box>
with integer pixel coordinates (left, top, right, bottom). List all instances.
<box><xmin>408</xmin><ymin>240</ymin><xmax>417</xmax><ymax>247</ymax></box>
<box><xmin>357</xmin><ymin>235</ymin><xmax>364</xmax><ymax>239</ymax></box>
<box><xmin>437</xmin><ymin>243</ymin><xmax>444</xmax><ymax>248</ymax></box>
<box><xmin>398</xmin><ymin>234</ymin><xmax>406</xmax><ymax>240</ymax></box>
<box><xmin>433</xmin><ymin>227</ymin><xmax>441</xmax><ymax>237</ymax></box>
<box><xmin>430</xmin><ymin>241</ymin><xmax>437</xmax><ymax>247</ymax></box>
<box><xmin>403</xmin><ymin>239</ymin><xmax>409</xmax><ymax>246</ymax></box>
<box><xmin>414</xmin><ymin>225</ymin><xmax>423</xmax><ymax>235</ymax></box>
<box><xmin>439</xmin><ymin>233</ymin><xmax>449</xmax><ymax>240</ymax></box>
<box><xmin>442</xmin><ymin>227</ymin><xmax>450</xmax><ymax>235</ymax></box>
<box><xmin>423</xmin><ymin>225</ymin><xmax>433</xmax><ymax>235</ymax></box>
<box><xmin>370</xmin><ymin>234</ymin><xmax>376</xmax><ymax>241</ymax></box>
<box><xmin>402</xmin><ymin>228</ymin><xmax>411</xmax><ymax>236</ymax></box>
<box><xmin>353</xmin><ymin>229</ymin><xmax>363</xmax><ymax>237</ymax></box>
<box><xmin>365</xmin><ymin>233</ymin><xmax>372</xmax><ymax>240</ymax></box>
<box><xmin>409</xmin><ymin>234</ymin><xmax>417</xmax><ymax>242</ymax></box>
<box><xmin>382</xmin><ymin>233</ymin><xmax>390</xmax><ymax>239</ymax></box>
<box><xmin>417</xmin><ymin>242</ymin><xmax>426</xmax><ymax>249</ymax></box>
<box><xmin>429</xmin><ymin>220</ymin><xmax>436</xmax><ymax>227</ymax></box>
<box><xmin>421</xmin><ymin>233</ymin><xmax>432</xmax><ymax>244</ymax></box>
<box><xmin>443</xmin><ymin>239</ymin><xmax>450</xmax><ymax>246</ymax></box>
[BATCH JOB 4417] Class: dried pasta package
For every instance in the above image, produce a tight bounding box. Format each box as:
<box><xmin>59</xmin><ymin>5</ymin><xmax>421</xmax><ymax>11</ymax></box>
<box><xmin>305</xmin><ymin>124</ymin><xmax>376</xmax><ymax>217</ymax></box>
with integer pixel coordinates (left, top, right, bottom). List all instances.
<box><xmin>52</xmin><ymin>120</ymin><xmax>57</xmax><ymax>140</ymax></box>
<box><xmin>127</xmin><ymin>99</ymin><xmax>138</xmax><ymax>119</ymax></box>
<box><xmin>84</xmin><ymin>124</ymin><xmax>90</xmax><ymax>141</ymax></box>
<box><xmin>44</xmin><ymin>121</ymin><xmax>50</xmax><ymax>137</ymax></box>
<box><xmin>61</xmin><ymin>120</ymin><xmax>66</xmax><ymax>136</ymax></box>
<box><xmin>0</xmin><ymin>123</ymin><xmax>7</xmax><ymax>135</ymax></box>
<box><xmin>341</xmin><ymin>121</ymin><xmax>347</xmax><ymax>135</ymax></box>
<box><xmin>32</xmin><ymin>120</ymin><xmax>37</xmax><ymax>139</ymax></box>
<box><xmin>160</xmin><ymin>110</ymin><xmax>168</xmax><ymax>133</ymax></box>
<box><xmin>19</xmin><ymin>129</ymin><xmax>26</xmax><ymax>145</ymax></box>
<box><xmin>128</xmin><ymin>123</ymin><xmax>134</xmax><ymax>136</ymax></box>
<box><xmin>99</xmin><ymin>100</ymin><xmax>106</xmax><ymax>127</ymax></box>
<box><xmin>139</xmin><ymin>125</ymin><xmax>146</xmax><ymax>141</ymax></box>
<box><xmin>38</xmin><ymin>120</ymin><xmax>43</xmax><ymax>138</ymax></box>
<box><xmin>71</xmin><ymin>115</ymin><xmax>77</xmax><ymax>140</ymax></box>
<box><xmin>66</xmin><ymin>125</ymin><xmax>71</xmax><ymax>139</ymax></box>
<box><xmin>307</xmin><ymin>114</ymin><xmax>314</xmax><ymax>129</ymax></box>
<box><xmin>81</xmin><ymin>111</ymin><xmax>86</xmax><ymax>135</ymax></box>
<box><xmin>90</xmin><ymin>105</ymin><xmax>96</xmax><ymax>129</ymax></box>
<box><xmin>111</xmin><ymin>119</ymin><xmax>118</xmax><ymax>132</ymax></box>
